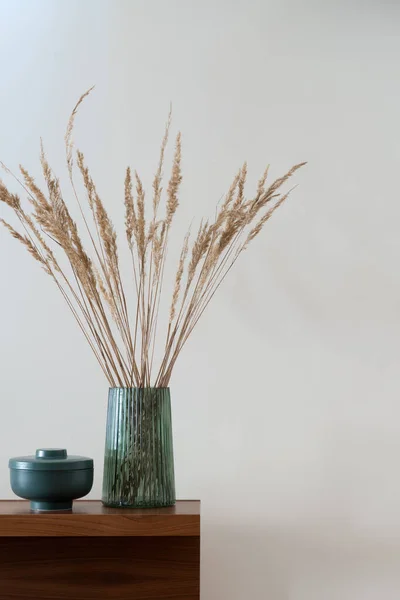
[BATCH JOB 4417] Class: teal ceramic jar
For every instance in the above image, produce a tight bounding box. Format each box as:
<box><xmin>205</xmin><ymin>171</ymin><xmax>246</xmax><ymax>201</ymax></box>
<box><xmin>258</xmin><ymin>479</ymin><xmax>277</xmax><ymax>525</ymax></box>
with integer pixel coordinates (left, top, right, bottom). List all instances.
<box><xmin>9</xmin><ymin>448</ymin><xmax>93</xmax><ymax>511</ymax></box>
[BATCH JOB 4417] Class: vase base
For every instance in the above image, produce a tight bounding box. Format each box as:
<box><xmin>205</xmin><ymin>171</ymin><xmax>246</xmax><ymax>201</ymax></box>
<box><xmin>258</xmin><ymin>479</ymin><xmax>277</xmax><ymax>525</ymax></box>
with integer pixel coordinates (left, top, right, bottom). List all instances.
<box><xmin>101</xmin><ymin>499</ymin><xmax>176</xmax><ymax>509</ymax></box>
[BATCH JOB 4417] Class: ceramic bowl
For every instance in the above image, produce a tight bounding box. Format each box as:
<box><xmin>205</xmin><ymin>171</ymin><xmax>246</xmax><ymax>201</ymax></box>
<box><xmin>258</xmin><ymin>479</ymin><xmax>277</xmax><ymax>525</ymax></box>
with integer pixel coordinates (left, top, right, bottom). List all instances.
<box><xmin>9</xmin><ymin>448</ymin><xmax>93</xmax><ymax>511</ymax></box>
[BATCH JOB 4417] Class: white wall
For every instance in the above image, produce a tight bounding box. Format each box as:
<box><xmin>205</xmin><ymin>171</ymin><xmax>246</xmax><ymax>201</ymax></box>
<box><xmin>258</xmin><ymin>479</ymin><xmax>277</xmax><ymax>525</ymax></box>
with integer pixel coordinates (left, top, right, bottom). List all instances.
<box><xmin>1</xmin><ymin>0</ymin><xmax>400</xmax><ymax>598</ymax></box>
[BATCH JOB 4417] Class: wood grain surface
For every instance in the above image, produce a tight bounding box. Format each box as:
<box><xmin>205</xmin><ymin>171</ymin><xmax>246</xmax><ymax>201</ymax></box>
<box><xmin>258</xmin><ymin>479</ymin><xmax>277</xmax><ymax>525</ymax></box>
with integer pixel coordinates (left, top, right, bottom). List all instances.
<box><xmin>0</xmin><ymin>536</ymin><xmax>200</xmax><ymax>600</ymax></box>
<box><xmin>0</xmin><ymin>500</ymin><xmax>200</xmax><ymax>537</ymax></box>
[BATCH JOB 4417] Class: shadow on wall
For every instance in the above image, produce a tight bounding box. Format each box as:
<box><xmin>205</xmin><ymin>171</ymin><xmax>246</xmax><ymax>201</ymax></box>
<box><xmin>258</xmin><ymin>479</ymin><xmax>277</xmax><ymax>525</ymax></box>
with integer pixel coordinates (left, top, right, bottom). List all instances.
<box><xmin>201</xmin><ymin>519</ymin><xmax>400</xmax><ymax>600</ymax></box>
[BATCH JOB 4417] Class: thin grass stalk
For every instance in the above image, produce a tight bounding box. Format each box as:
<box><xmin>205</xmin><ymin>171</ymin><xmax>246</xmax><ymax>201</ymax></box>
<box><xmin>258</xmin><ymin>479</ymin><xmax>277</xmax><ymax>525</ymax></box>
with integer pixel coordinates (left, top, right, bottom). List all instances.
<box><xmin>76</xmin><ymin>154</ymin><xmax>138</xmax><ymax>380</ymax></box>
<box><xmin>64</xmin><ymin>92</ymin><xmax>140</xmax><ymax>384</ymax></box>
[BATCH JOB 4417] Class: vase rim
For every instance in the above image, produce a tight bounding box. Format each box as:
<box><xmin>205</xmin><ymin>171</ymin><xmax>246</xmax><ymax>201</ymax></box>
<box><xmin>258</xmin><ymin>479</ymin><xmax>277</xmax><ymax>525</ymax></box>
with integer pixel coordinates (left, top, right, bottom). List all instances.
<box><xmin>108</xmin><ymin>386</ymin><xmax>170</xmax><ymax>391</ymax></box>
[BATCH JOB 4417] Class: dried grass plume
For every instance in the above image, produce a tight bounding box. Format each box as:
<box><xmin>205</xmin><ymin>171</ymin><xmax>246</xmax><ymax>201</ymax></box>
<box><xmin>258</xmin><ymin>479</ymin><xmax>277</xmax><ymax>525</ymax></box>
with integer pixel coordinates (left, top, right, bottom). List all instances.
<box><xmin>0</xmin><ymin>89</ymin><xmax>306</xmax><ymax>387</ymax></box>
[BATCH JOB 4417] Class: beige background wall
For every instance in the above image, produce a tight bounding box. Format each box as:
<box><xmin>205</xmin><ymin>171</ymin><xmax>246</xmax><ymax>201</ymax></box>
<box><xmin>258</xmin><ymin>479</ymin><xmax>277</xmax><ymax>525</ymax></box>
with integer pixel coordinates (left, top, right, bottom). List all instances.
<box><xmin>1</xmin><ymin>1</ymin><xmax>400</xmax><ymax>598</ymax></box>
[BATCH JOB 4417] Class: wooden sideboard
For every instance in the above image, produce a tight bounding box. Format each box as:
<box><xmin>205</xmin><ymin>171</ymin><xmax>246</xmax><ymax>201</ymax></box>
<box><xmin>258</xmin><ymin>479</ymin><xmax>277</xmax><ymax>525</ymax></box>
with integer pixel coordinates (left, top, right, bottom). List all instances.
<box><xmin>0</xmin><ymin>500</ymin><xmax>200</xmax><ymax>599</ymax></box>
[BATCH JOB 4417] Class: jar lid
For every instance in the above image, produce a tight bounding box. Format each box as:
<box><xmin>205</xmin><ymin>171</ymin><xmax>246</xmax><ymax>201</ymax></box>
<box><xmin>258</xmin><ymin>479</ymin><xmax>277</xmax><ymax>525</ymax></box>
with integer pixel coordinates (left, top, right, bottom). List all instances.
<box><xmin>9</xmin><ymin>448</ymin><xmax>93</xmax><ymax>471</ymax></box>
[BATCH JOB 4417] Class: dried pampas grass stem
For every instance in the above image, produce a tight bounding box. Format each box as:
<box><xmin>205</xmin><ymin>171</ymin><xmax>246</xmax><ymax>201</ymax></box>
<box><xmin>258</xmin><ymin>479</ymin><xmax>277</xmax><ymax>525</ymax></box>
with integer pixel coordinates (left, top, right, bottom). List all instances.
<box><xmin>0</xmin><ymin>89</ymin><xmax>306</xmax><ymax>387</ymax></box>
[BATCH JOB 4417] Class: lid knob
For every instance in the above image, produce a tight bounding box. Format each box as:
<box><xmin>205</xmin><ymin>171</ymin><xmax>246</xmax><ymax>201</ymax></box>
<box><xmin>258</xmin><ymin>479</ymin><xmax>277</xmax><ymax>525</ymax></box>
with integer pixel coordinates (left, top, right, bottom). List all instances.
<box><xmin>35</xmin><ymin>449</ymin><xmax>67</xmax><ymax>460</ymax></box>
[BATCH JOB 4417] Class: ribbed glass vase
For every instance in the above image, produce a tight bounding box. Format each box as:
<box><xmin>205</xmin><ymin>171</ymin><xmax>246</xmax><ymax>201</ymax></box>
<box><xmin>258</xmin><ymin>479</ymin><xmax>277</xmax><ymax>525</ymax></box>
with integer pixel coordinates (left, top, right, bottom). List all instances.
<box><xmin>102</xmin><ymin>388</ymin><xmax>175</xmax><ymax>508</ymax></box>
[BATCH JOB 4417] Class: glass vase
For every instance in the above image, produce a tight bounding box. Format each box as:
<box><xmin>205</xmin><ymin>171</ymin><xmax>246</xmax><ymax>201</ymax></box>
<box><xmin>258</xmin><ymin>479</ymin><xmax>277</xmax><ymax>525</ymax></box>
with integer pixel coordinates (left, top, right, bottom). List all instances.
<box><xmin>102</xmin><ymin>387</ymin><xmax>176</xmax><ymax>508</ymax></box>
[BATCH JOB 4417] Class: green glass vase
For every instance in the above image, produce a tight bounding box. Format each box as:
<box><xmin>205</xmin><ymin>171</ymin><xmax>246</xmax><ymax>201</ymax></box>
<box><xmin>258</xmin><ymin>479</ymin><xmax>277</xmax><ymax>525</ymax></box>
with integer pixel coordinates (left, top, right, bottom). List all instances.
<box><xmin>102</xmin><ymin>388</ymin><xmax>176</xmax><ymax>508</ymax></box>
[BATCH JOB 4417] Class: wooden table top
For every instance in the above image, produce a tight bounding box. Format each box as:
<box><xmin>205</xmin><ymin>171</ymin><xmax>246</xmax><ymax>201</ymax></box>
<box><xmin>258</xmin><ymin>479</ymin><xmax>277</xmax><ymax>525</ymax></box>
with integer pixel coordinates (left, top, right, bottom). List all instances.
<box><xmin>0</xmin><ymin>500</ymin><xmax>200</xmax><ymax>537</ymax></box>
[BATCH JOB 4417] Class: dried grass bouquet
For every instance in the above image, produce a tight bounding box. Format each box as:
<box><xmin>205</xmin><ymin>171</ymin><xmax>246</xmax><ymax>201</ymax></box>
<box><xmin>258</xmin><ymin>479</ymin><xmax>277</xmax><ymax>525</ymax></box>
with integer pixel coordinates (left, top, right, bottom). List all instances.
<box><xmin>0</xmin><ymin>89</ymin><xmax>305</xmax><ymax>388</ymax></box>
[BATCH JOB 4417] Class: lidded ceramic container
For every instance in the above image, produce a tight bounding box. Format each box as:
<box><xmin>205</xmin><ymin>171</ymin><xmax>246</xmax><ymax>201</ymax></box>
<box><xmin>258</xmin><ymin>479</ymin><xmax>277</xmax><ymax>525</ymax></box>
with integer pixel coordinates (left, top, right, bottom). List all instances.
<box><xmin>9</xmin><ymin>448</ymin><xmax>94</xmax><ymax>511</ymax></box>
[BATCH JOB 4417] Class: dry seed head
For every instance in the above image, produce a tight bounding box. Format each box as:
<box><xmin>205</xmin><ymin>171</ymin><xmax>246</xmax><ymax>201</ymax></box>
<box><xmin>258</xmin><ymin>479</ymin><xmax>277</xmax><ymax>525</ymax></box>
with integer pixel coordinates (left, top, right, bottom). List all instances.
<box><xmin>244</xmin><ymin>191</ymin><xmax>291</xmax><ymax>249</ymax></box>
<box><xmin>153</xmin><ymin>108</ymin><xmax>171</xmax><ymax>215</ymax></box>
<box><xmin>257</xmin><ymin>165</ymin><xmax>270</xmax><ymax>197</ymax></box>
<box><xmin>77</xmin><ymin>151</ymin><xmax>96</xmax><ymax>210</ymax></box>
<box><xmin>124</xmin><ymin>167</ymin><xmax>137</xmax><ymax>247</ymax></box>
<box><xmin>0</xmin><ymin>218</ymin><xmax>49</xmax><ymax>273</ymax></box>
<box><xmin>65</xmin><ymin>86</ymin><xmax>95</xmax><ymax>175</ymax></box>
<box><xmin>169</xmin><ymin>230</ymin><xmax>190</xmax><ymax>324</ymax></box>
<box><xmin>166</xmin><ymin>132</ymin><xmax>182</xmax><ymax>226</ymax></box>
<box><xmin>187</xmin><ymin>220</ymin><xmax>208</xmax><ymax>286</ymax></box>
<box><xmin>135</xmin><ymin>171</ymin><xmax>146</xmax><ymax>260</ymax></box>
<box><xmin>0</xmin><ymin>180</ymin><xmax>21</xmax><ymax>210</ymax></box>
<box><xmin>19</xmin><ymin>166</ymin><xmax>49</xmax><ymax>211</ymax></box>
<box><xmin>94</xmin><ymin>191</ymin><xmax>119</xmax><ymax>273</ymax></box>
